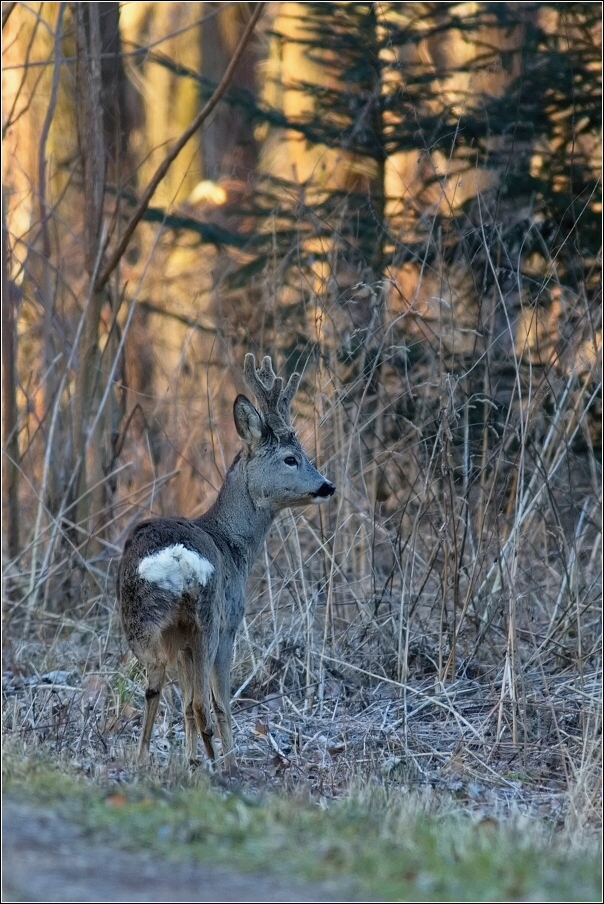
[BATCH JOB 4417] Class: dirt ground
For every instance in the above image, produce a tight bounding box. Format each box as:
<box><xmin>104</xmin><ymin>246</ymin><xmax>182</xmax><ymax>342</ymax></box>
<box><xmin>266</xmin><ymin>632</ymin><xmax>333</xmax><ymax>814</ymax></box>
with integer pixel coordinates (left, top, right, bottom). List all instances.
<box><xmin>2</xmin><ymin>799</ymin><xmax>353</xmax><ymax>903</ymax></box>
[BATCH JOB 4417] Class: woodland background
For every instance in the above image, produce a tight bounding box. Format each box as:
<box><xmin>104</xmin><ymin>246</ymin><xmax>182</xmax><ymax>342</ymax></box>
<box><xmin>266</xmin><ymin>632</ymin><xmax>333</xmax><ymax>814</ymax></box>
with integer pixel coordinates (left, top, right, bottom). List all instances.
<box><xmin>2</xmin><ymin>0</ymin><xmax>602</xmax><ymax>839</ymax></box>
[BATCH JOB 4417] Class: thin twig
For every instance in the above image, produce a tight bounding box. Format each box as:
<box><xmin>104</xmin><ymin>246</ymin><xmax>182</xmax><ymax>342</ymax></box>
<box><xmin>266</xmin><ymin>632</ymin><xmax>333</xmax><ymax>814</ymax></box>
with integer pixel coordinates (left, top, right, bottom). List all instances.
<box><xmin>94</xmin><ymin>1</ymin><xmax>265</xmax><ymax>292</ymax></box>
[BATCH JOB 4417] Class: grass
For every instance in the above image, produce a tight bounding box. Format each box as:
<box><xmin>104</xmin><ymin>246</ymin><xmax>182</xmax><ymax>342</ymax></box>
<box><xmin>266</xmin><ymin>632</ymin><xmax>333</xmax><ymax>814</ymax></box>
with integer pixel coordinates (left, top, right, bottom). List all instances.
<box><xmin>3</xmin><ymin>747</ymin><xmax>601</xmax><ymax>902</ymax></box>
<box><xmin>2</xmin><ymin>267</ymin><xmax>601</xmax><ymax>897</ymax></box>
<box><xmin>3</xmin><ymin>252</ymin><xmax>601</xmax><ymax>896</ymax></box>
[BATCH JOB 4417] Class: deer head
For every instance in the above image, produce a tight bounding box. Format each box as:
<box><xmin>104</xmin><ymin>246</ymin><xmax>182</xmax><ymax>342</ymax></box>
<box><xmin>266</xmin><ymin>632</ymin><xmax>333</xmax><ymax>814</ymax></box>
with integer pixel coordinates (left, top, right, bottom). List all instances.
<box><xmin>232</xmin><ymin>354</ymin><xmax>334</xmax><ymax>509</ymax></box>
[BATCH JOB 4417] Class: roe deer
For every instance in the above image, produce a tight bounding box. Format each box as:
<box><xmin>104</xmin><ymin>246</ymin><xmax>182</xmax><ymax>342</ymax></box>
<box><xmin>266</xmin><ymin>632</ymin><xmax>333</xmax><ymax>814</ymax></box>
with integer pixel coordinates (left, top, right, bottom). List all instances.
<box><xmin>118</xmin><ymin>354</ymin><xmax>335</xmax><ymax>769</ymax></box>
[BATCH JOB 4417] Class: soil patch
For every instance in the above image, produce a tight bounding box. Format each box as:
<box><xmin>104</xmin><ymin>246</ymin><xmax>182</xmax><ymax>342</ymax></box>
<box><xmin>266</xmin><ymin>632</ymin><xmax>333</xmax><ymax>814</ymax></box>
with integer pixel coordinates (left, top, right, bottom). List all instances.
<box><xmin>2</xmin><ymin>798</ymin><xmax>352</xmax><ymax>903</ymax></box>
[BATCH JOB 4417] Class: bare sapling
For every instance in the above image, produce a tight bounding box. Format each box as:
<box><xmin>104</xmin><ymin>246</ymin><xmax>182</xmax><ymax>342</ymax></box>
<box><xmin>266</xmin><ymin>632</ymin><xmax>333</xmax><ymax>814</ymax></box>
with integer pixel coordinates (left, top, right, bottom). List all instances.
<box><xmin>118</xmin><ymin>354</ymin><xmax>335</xmax><ymax>769</ymax></box>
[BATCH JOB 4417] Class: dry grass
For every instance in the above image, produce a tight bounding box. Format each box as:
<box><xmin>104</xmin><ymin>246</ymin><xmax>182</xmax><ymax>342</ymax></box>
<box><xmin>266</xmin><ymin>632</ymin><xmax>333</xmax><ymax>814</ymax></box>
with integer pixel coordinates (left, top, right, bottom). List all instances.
<box><xmin>3</xmin><ymin>235</ymin><xmax>601</xmax><ymax>839</ymax></box>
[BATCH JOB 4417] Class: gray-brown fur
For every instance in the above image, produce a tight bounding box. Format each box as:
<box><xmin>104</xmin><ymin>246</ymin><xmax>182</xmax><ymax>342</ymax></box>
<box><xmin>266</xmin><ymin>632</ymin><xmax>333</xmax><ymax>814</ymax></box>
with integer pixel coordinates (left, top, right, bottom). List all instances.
<box><xmin>118</xmin><ymin>354</ymin><xmax>335</xmax><ymax>769</ymax></box>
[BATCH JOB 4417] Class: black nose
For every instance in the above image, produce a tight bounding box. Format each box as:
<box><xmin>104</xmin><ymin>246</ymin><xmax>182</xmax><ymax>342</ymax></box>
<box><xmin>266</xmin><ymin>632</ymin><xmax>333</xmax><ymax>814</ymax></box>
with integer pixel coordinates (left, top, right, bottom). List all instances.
<box><xmin>315</xmin><ymin>481</ymin><xmax>336</xmax><ymax>498</ymax></box>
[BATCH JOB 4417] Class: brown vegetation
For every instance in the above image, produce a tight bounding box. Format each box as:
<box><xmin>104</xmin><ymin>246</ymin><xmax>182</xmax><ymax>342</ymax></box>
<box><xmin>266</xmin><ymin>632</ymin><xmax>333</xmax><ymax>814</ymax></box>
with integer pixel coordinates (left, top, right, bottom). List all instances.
<box><xmin>2</xmin><ymin>1</ymin><xmax>601</xmax><ymax>834</ymax></box>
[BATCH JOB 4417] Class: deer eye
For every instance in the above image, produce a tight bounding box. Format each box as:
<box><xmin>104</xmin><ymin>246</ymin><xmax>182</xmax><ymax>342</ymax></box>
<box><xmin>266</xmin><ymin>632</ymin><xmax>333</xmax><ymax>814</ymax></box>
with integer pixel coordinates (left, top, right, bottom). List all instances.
<box><xmin>284</xmin><ymin>455</ymin><xmax>298</xmax><ymax>467</ymax></box>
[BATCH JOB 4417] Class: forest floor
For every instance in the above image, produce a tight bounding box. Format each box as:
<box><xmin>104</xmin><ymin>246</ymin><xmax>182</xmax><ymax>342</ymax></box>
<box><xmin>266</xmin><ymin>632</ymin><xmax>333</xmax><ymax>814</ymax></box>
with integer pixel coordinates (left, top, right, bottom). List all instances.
<box><xmin>2</xmin><ymin>622</ymin><xmax>601</xmax><ymax>903</ymax></box>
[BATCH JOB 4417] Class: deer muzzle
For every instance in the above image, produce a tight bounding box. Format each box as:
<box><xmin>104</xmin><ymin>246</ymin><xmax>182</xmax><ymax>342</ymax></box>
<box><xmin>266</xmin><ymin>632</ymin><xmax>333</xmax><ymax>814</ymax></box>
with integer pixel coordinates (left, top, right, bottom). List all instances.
<box><xmin>312</xmin><ymin>480</ymin><xmax>336</xmax><ymax>501</ymax></box>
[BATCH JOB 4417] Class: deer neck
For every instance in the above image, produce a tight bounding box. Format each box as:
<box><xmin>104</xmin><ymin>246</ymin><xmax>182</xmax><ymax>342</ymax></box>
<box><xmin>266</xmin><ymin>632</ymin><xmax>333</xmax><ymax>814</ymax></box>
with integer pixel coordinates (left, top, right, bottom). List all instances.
<box><xmin>197</xmin><ymin>453</ymin><xmax>274</xmax><ymax>575</ymax></box>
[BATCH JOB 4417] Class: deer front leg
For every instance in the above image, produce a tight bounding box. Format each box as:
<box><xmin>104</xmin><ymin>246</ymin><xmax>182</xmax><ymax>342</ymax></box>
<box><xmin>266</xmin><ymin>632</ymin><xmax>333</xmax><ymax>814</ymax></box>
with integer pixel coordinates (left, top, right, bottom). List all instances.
<box><xmin>211</xmin><ymin>633</ymin><xmax>236</xmax><ymax>771</ymax></box>
<box><xmin>178</xmin><ymin>649</ymin><xmax>198</xmax><ymax>762</ymax></box>
<box><xmin>139</xmin><ymin>662</ymin><xmax>166</xmax><ymax>761</ymax></box>
<box><xmin>191</xmin><ymin>642</ymin><xmax>216</xmax><ymax>764</ymax></box>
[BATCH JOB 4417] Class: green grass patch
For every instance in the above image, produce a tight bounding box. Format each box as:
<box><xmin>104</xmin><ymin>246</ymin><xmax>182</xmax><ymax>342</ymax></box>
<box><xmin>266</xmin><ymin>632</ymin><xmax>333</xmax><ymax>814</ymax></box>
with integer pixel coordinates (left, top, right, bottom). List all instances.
<box><xmin>3</xmin><ymin>749</ymin><xmax>601</xmax><ymax>902</ymax></box>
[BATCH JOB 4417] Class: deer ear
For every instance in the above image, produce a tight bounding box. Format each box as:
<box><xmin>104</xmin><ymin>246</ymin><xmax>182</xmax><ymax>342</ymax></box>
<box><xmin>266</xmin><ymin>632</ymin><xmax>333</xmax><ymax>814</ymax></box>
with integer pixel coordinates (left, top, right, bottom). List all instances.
<box><xmin>234</xmin><ymin>394</ymin><xmax>264</xmax><ymax>445</ymax></box>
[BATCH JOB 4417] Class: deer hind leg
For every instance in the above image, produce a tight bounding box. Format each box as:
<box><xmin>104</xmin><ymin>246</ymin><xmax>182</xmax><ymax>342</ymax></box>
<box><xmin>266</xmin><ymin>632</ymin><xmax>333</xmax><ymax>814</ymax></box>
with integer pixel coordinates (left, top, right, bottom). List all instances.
<box><xmin>178</xmin><ymin>647</ymin><xmax>198</xmax><ymax>762</ymax></box>
<box><xmin>139</xmin><ymin>661</ymin><xmax>166</xmax><ymax>761</ymax></box>
<box><xmin>211</xmin><ymin>634</ymin><xmax>236</xmax><ymax>771</ymax></box>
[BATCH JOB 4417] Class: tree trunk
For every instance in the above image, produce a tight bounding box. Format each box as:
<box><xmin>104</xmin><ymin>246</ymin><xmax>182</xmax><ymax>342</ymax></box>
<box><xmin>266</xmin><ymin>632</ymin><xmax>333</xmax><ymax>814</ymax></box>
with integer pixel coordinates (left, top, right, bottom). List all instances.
<box><xmin>2</xmin><ymin>191</ymin><xmax>19</xmax><ymax>561</ymax></box>
<box><xmin>69</xmin><ymin>1</ymin><xmax>110</xmax><ymax>551</ymax></box>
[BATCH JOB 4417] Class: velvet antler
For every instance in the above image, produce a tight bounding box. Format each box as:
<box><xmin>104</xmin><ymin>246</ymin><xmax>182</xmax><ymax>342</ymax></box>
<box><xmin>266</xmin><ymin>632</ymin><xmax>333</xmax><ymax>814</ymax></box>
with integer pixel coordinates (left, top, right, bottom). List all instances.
<box><xmin>243</xmin><ymin>354</ymin><xmax>300</xmax><ymax>438</ymax></box>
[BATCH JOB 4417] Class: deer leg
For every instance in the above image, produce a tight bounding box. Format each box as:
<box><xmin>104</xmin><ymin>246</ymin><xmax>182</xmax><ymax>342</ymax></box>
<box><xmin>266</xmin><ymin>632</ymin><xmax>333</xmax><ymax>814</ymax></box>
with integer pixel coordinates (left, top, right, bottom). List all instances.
<box><xmin>139</xmin><ymin>662</ymin><xmax>165</xmax><ymax>760</ymax></box>
<box><xmin>211</xmin><ymin>634</ymin><xmax>236</xmax><ymax>771</ymax></box>
<box><xmin>191</xmin><ymin>642</ymin><xmax>216</xmax><ymax>763</ymax></box>
<box><xmin>178</xmin><ymin>648</ymin><xmax>198</xmax><ymax>762</ymax></box>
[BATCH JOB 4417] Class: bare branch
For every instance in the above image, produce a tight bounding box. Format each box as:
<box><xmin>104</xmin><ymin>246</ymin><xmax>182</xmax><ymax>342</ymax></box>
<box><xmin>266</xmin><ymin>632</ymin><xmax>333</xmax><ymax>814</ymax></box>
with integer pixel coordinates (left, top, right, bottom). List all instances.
<box><xmin>94</xmin><ymin>1</ymin><xmax>266</xmax><ymax>293</ymax></box>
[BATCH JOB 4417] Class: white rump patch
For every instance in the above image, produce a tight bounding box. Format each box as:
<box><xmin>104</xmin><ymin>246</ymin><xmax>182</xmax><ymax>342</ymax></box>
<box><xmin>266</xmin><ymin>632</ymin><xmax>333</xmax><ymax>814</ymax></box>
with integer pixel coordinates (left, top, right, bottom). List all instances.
<box><xmin>138</xmin><ymin>544</ymin><xmax>214</xmax><ymax>594</ymax></box>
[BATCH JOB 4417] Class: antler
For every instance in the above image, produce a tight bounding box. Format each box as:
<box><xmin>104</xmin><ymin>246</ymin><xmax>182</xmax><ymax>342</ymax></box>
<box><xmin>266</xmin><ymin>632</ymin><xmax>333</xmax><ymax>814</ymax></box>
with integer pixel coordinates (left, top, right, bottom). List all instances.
<box><xmin>243</xmin><ymin>354</ymin><xmax>301</xmax><ymax>438</ymax></box>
